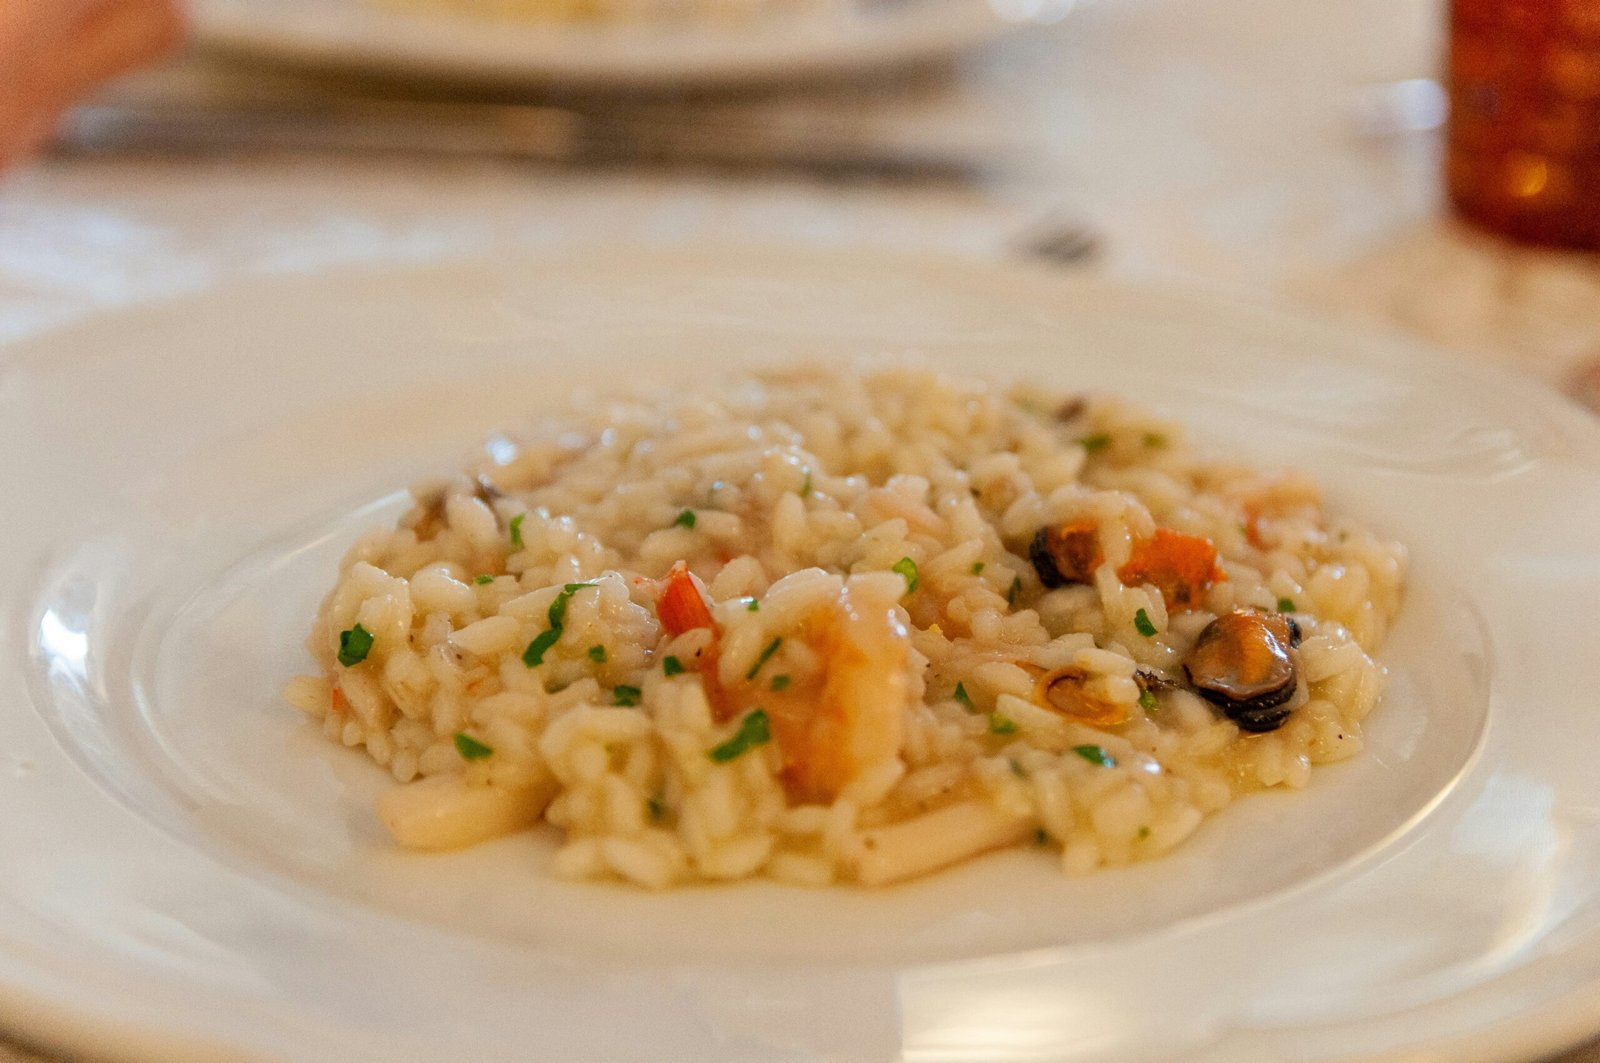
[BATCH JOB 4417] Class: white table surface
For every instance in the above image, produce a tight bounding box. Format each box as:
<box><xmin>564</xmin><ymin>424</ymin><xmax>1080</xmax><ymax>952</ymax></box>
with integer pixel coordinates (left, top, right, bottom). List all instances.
<box><xmin>2</xmin><ymin>0</ymin><xmax>1598</xmax><ymax>1059</ymax></box>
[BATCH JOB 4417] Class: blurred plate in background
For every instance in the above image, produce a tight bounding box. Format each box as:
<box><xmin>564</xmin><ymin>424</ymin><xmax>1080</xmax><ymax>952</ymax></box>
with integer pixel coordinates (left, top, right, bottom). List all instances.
<box><xmin>188</xmin><ymin>0</ymin><xmax>1043</xmax><ymax>89</ymax></box>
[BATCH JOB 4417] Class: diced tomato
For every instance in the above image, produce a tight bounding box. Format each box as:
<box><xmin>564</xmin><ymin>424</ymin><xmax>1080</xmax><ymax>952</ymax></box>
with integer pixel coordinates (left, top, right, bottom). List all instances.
<box><xmin>657</xmin><ymin>561</ymin><xmax>716</xmax><ymax>636</ymax></box>
<box><xmin>1117</xmin><ymin>528</ymin><xmax>1223</xmax><ymax>610</ymax></box>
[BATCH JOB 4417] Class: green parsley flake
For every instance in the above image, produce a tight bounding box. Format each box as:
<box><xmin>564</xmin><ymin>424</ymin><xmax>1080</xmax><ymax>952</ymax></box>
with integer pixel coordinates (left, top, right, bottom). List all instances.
<box><xmin>953</xmin><ymin>682</ymin><xmax>976</xmax><ymax>713</ymax></box>
<box><xmin>1007</xmin><ymin>576</ymin><xmax>1023</xmax><ymax>608</ymax></box>
<box><xmin>647</xmin><ymin>794</ymin><xmax>665</xmax><ymax>821</ymax></box>
<box><xmin>1142</xmin><ymin>432</ymin><xmax>1167</xmax><ymax>449</ymax></box>
<box><xmin>509</xmin><ymin>513</ymin><xmax>526</xmax><ymax>549</ymax></box>
<box><xmin>662</xmin><ymin>656</ymin><xmax>686</xmax><ymax>676</ymax></box>
<box><xmin>613</xmin><ymin>685</ymin><xmax>642</xmax><ymax>707</ymax></box>
<box><xmin>1134</xmin><ymin>608</ymin><xmax>1158</xmax><ymax>637</ymax></box>
<box><xmin>746</xmin><ymin>638</ymin><xmax>783</xmax><ymax>681</ymax></box>
<box><xmin>522</xmin><ymin>581</ymin><xmax>598</xmax><ymax>667</ymax></box>
<box><xmin>674</xmin><ymin>509</ymin><xmax>697</xmax><ymax>530</ymax></box>
<box><xmin>971</xmin><ymin>562</ymin><xmax>986</xmax><ymax>576</ymax></box>
<box><xmin>1277</xmin><ymin>597</ymin><xmax>1296</xmax><ymax>613</ymax></box>
<box><xmin>522</xmin><ymin>628</ymin><xmax>561</xmax><ymax>668</ymax></box>
<box><xmin>1074</xmin><ymin>744</ymin><xmax>1116</xmax><ymax>767</ymax></box>
<box><xmin>588</xmin><ymin>645</ymin><xmax>608</xmax><ymax>663</ymax></box>
<box><xmin>1009</xmin><ymin>759</ymin><xmax>1027</xmax><ymax>778</ymax></box>
<box><xmin>474</xmin><ymin>574</ymin><xmax>495</xmax><ymax>585</ymax></box>
<box><xmin>771</xmin><ymin>675</ymin><xmax>791</xmax><ymax>692</ymax></box>
<box><xmin>989</xmin><ymin>713</ymin><xmax>1019</xmax><ymax>736</ymax></box>
<box><xmin>337</xmin><ymin>624</ymin><xmax>374</xmax><ymax>667</ymax></box>
<box><xmin>709</xmin><ymin>709</ymin><xmax>772</xmax><ymax>763</ymax></box>
<box><xmin>747</xmin><ymin>599</ymin><xmax>760</xmax><ymax>612</ymax></box>
<box><xmin>454</xmin><ymin>732</ymin><xmax>493</xmax><ymax>761</ymax></box>
<box><xmin>1080</xmin><ymin>433</ymin><xmax>1112</xmax><ymax>454</ymax></box>
<box><xmin>1035</xmin><ymin>828</ymin><xmax>1049</xmax><ymax>846</ymax></box>
<box><xmin>893</xmin><ymin>556</ymin><xmax>920</xmax><ymax>593</ymax></box>
<box><xmin>800</xmin><ymin>470</ymin><xmax>813</xmax><ymax>497</ymax></box>
<box><xmin>1138</xmin><ymin>825</ymin><xmax>1151</xmax><ymax>840</ymax></box>
<box><xmin>1138</xmin><ymin>689</ymin><xmax>1159</xmax><ymax>712</ymax></box>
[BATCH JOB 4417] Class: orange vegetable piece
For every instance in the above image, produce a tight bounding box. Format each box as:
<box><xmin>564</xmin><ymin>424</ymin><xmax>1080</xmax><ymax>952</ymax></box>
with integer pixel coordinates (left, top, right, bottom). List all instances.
<box><xmin>1116</xmin><ymin>528</ymin><xmax>1223</xmax><ymax>610</ymax></box>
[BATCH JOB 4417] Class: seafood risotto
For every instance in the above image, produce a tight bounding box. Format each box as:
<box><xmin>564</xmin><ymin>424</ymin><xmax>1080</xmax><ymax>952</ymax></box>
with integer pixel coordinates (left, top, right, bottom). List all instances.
<box><xmin>284</xmin><ymin>364</ymin><xmax>1406</xmax><ymax>888</ymax></box>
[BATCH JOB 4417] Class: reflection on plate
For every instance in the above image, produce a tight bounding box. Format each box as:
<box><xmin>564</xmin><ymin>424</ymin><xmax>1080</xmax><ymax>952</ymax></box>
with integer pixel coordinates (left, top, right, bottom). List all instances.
<box><xmin>3</xmin><ymin>248</ymin><xmax>1600</xmax><ymax>1063</ymax></box>
<box><xmin>189</xmin><ymin>0</ymin><xmax>1043</xmax><ymax>88</ymax></box>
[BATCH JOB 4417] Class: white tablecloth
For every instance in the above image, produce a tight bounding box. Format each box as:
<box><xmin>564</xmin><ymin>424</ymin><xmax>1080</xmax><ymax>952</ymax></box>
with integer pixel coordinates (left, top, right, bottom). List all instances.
<box><xmin>2</xmin><ymin>0</ymin><xmax>1598</xmax><ymax>1059</ymax></box>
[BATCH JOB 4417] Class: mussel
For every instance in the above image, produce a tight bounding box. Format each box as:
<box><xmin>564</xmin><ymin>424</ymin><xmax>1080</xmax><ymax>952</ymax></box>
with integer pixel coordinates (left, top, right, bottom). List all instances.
<box><xmin>1031</xmin><ymin>665</ymin><xmax>1129</xmax><ymax>728</ymax></box>
<box><xmin>1029</xmin><ymin>520</ymin><xmax>1102</xmax><ymax>589</ymax></box>
<box><xmin>1184</xmin><ymin>609</ymin><xmax>1301</xmax><ymax>733</ymax></box>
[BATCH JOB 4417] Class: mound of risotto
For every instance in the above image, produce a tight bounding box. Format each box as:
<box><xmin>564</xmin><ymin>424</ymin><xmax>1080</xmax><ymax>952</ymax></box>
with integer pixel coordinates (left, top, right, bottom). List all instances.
<box><xmin>285</xmin><ymin>364</ymin><xmax>1406</xmax><ymax>888</ymax></box>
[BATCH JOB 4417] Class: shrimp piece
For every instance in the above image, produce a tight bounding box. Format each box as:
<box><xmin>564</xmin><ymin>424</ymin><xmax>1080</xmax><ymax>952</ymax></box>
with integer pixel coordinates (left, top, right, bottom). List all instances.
<box><xmin>649</xmin><ymin>561</ymin><xmax>737</xmax><ymax>719</ymax></box>
<box><xmin>655</xmin><ymin>561</ymin><xmax>716</xmax><ymax>636</ymax></box>
<box><xmin>763</xmin><ymin>579</ymin><xmax>912</xmax><ymax>804</ymax></box>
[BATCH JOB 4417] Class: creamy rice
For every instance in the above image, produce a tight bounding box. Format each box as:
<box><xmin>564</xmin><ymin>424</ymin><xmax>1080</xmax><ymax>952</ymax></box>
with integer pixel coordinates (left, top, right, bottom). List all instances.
<box><xmin>285</xmin><ymin>363</ymin><xmax>1406</xmax><ymax>888</ymax></box>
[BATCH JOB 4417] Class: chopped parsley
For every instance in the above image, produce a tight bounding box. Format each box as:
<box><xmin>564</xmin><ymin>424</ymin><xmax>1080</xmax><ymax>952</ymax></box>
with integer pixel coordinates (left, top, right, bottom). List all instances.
<box><xmin>953</xmin><ymin>682</ymin><xmax>976</xmax><ymax>712</ymax></box>
<box><xmin>1007</xmin><ymin>576</ymin><xmax>1023</xmax><ymax>607</ymax></box>
<box><xmin>1138</xmin><ymin>825</ymin><xmax>1151</xmax><ymax>840</ymax></box>
<box><xmin>1138</xmin><ymin>689</ymin><xmax>1159</xmax><ymax>713</ymax></box>
<box><xmin>989</xmin><ymin>713</ymin><xmax>1019</xmax><ymax>736</ymax></box>
<box><xmin>337</xmin><ymin>624</ymin><xmax>374</xmax><ymax>667</ymax></box>
<box><xmin>893</xmin><ymin>556</ymin><xmax>919</xmax><ymax>594</ymax></box>
<box><xmin>709</xmin><ymin>709</ymin><xmax>771</xmax><ymax>762</ymax></box>
<box><xmin>746</xmin><ymin>638</ymin><xmax>783</xmax><ymax>681</ymax></box>
<box><xmin>521</xmin><ymin>581</ymin><xmax>598</xmax><ymax>667</ymax></box>
<box><xmin>522</xmin><ymin>629</ymin><xmax>562</xmax><ymax>667</ymax></box>
<box><xmin>647</xmin><ymin>794</ymin><xmax>665</xmax><ymax>821</ymax></box>
<box><xmin>1133</xmin><ymin>608</ymin><xmax>1158</xmax><ymax>637</ymax></box>
<box><xmin>1035</xmin><ymin>828</ymin><xmax>1049</xmax><ymax>846</ymax></box>
<box><xmin>454</xmin><ymin>732</ymin><xmax>493</xmax><ymax>761</ymax></box>
<box><xmin>1277</xmin><ymin>597</ymin><xmax>1296</xmax><ymax>613</ymax></box>
<box><xmin>971</xmin><ymin>562</ymin><xmax>985</xmax><ymax>576</ymax></box>
<box><xmin>662</xmin><ymin>655</ymin><xmax>686</xmax><ymax>676</ymax></box>
<box><xmin>613</xmin><ymin>685</ymin><xmax>643</xmax><ymax>707</ymax></box>
<box><xmin>474</xmin><ymin>574</ymin><xmax>495</xmax><ymax>585</ymax></box>
<box><xmin>673</xmin><ymin>509</ymin><xmax>697</xmax><ymax>530</ymax></box>
<box><xmin>747</xmin><ymin>599</ymin><xmax>760</xmax><ymax>612</ymax></box>
<box><xmin>509</xmin><ymin>513</ymin><xmax>526</xmax><ymax>549</ymax></box>
<box><xmin>588</xmin><ymin>645</ymin><xmax>608</xmax><ymax>663</ymax></box>
<box><xmin>771</xmin><ymin>675</ymin><xmax>791</xmax><ymax>692</ymax></box>
<box><xmin>800</xmin><ymin>469</ymin><xmax>813</xmax><ymax>497</ymax></box>
<box><xmin>1080</xmin><ymin>433</ymin><xmax>1112</xmax><ymax>454</ymax></box>
<box><xmin>1142</xmin><ymin>432</ymin><xmax>1167</xmax><ymax>449</ymax></box>
<box><xmin>1073</xmin><ymin>744</ymin><xmax>1116</xmax><ymax>767</ymax></box>
<box><xmin>1009</xmin><ymin>759</ymin><xmax>1027</xmax><ymax>777</ymax></box>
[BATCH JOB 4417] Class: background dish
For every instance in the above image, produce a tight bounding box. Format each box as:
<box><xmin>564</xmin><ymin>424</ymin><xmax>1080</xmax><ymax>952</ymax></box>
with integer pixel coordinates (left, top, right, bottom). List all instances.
<box><xmin>187</xmin><ymin>0</ymin><xmax>1029</xmax><ymax>89</ymax></box>
<box><xmin>3</xmin><ymin>248</ymin><xmax>1600</xmax><ymax>1062</ymax></box>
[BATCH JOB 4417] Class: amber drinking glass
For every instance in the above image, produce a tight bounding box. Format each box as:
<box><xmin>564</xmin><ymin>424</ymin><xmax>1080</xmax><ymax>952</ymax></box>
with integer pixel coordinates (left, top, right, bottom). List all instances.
<box><xmin>1447</xmin><ymin>0</ymin><xmax>1600</xmax><ymax>250</ymax></box>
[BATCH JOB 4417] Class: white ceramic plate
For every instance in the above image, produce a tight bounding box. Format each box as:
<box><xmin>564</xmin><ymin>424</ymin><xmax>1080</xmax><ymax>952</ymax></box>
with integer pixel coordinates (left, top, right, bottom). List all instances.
<box><xmin>4</xmin><ymin>247</ymin><xmax>1600</xmax><ymax>1063</ymax></box>
<box><xmin>187</xmin><ymin>0</ymin><xmax>1030</xmax><ymax>89</ymax></box>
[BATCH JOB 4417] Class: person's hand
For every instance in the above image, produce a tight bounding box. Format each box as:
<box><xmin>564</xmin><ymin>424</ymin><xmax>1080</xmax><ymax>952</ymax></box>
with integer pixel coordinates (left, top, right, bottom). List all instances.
<box><xmin>0</xmin><ymin>0</ymin><xmax>185</xmax><ymax>171</ymax></box>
